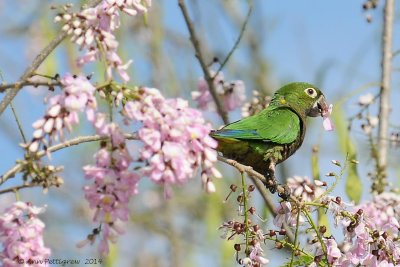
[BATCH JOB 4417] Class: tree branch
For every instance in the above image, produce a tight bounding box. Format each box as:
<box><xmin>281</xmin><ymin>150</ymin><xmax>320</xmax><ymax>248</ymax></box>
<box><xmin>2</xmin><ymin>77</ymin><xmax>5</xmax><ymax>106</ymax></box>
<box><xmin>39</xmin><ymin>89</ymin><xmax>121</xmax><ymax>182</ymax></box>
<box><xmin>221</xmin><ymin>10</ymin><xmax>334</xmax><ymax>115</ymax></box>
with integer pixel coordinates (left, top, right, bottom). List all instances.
<box><xmin>0</xmin><ymin>183</ymin><xmax>38</xmax><ymax>195</ymax></box>
<box><xmin>0</xmin><ymin>81</ymin><xmax>62</xmax><ymax>93</ymax></box>
<box><xmin>177</xmin><ymin>0</ymin><xmax>229</xmax><ymax>124</ymax></box>
<box><xmin>0</xmin><ymin>133</ymin><xmax>138</xmax><ymax>185</ymax></box>
<box><xmin>0</xmin><ymin>0</ymin><xmax>103</xmax><ymax>116</ymax></box>
<box><xmin>376</xmin><ymin>0</ymin><xmax>395</xmax><ymax>193</ymax></box>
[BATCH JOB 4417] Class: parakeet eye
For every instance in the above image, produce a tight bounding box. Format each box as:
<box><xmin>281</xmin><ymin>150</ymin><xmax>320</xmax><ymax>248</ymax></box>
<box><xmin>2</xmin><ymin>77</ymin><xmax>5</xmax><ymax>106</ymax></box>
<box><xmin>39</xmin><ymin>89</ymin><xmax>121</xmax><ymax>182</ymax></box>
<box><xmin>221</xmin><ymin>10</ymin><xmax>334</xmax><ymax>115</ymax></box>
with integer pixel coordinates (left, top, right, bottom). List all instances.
<box><xmin>304</xmin><ymin>88</ymin><xmax>317</xmax><ymax>98</ymax></box>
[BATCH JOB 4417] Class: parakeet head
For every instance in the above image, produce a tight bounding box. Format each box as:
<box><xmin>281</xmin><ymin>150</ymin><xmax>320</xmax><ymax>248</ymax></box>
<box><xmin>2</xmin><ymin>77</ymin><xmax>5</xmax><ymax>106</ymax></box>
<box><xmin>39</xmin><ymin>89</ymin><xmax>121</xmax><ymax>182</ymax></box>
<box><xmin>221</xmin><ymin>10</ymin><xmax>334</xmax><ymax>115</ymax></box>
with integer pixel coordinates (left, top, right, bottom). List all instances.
<box><xmin>271</xmin><ymin>82</ymin><xmax>330</xmax><ymax>118</ymax></box>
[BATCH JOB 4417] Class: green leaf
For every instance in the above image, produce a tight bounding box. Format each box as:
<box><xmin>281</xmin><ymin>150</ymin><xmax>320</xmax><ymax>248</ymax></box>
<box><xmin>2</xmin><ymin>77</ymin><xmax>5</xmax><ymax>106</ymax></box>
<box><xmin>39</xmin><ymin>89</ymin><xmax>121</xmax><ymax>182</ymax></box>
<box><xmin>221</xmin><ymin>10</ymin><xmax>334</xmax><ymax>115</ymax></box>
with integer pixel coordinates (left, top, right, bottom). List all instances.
<box><xmin>311</xmin><ymin>146</ymin><xmax>320</xmax><ymax>180</ymax></box>
<box><xmin>346</xmin><ymin>155</ymin><xmax>362</xmax><ymax>204</ymax></box>
<box><xmin>332</xmin><ymin>106</ymin><xmax>362</xmax><ymax>204</ymax></box>
<box><xmin>104</xmin><ymin>242</ymin><xmax>118</xmax><ymax>267</ymax></box>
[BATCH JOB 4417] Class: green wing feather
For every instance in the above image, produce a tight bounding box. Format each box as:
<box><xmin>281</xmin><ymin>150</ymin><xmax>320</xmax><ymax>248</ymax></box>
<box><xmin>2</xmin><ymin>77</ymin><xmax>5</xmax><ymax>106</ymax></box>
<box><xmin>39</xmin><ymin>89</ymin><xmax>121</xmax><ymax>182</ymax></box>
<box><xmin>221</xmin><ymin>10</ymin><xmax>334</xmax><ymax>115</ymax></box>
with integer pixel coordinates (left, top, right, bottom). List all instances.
<box><xmin>211</xmin><ymin>107</ymin><xmax>300</xmax><ymax>144</ymax></box>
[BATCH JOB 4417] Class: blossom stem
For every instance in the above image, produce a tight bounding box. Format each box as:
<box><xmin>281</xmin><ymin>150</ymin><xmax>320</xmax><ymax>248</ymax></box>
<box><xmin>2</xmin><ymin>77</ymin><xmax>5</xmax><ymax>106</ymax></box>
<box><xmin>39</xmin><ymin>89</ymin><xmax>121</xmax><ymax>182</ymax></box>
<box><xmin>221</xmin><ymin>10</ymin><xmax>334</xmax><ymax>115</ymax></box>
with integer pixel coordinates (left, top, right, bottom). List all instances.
<box><xmin>250</xmin><ymin>176</ymin><xmax>295</xmax><ymax>243</ymax></box>
<box><xmin>289</xmin><ymin>209</ymin><xmax>301</xmax><ymax>266</ymax></box>
<box><xmin>240</xmin><ymin>171</ymin><xmax>250</xmax><ymax>256</ymax></box>
<box><xmin>263</xmin><ymin>236</ymin><xmax>314</xmax><ymax>259</ymax></box>
<box><xmin>302</xmin><ymin>209</ymin><xmax>329</xmax><ymax>266</ymax></box>
<box><xmin>314</xmin><ymin>157</ymin><xmax>348</xmax><ymax>203</ymax></box>
<box><xmin>303</xmin><ymin>202</ymin><xmax>327</xmax><ymax>208</ymax></box>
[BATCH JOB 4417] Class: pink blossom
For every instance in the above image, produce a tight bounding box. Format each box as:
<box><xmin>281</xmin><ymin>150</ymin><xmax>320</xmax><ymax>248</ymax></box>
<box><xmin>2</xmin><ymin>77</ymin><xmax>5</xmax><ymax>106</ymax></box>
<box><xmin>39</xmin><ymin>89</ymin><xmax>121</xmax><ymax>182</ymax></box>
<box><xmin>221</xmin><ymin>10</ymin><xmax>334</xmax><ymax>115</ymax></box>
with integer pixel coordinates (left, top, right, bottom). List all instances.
<box><xmin>55</xmin><ymin>1</ymin><xmax>151</xmax><ymax>83</ymax></box>
<box><xmin>81</xmin><ymin>121</ymin><xmax>139</xmax><ymax>256</ymax></box>
<box><xmin>192</xmin><ymin>70</ymin><xmax>246</xmax><ymax>112</ymax></box>
<box><xmin>273</xmin><ymin>201</ymin><xmax>303</xmax><ymax>228</ymax></box>
<box><xmin>325</xmin><ymin>238</ymin><xmax>341</xmax><ymax>264</ymax></box>
<box><xmin>286</xmin><ymin>176</ymin><xmax>326</xmax><ymax>202</ymax></box>
<box><xmin>326</xmin><ymin>193</ymin><xmax>400</xmax><ymax>266</ymax></box>
<box><xmin>249</xmin><ymin>242</ymin><xmax>269</xmax><ymax>265</ymax></box>
<box><xmin>0</xmin><ymin>202</ymin><xmax>51</xmax><ymax>266</ymax></box>
<box><xmin>123</xmin><ymin>87</ymin><xmax>221</xmax><ymax>195</ymax></box>
<box><xmin>322</xmin><ymin>104</ymin><xmax>334</xmax><ymax>131</ymax></box>
<box><xmin>27</xmin><ymin>74</ymin><xmax>97</xmax><ymax>153</ymax></box>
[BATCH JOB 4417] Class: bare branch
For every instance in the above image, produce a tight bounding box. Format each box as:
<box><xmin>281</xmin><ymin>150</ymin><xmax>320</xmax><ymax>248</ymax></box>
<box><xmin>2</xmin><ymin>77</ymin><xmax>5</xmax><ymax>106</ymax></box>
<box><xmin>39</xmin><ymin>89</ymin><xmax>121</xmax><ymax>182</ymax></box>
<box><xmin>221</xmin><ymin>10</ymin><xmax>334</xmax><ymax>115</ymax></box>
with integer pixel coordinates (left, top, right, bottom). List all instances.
<box><xmin>177</xmin><ymin>0</ymin><xmax>229</xmax><ymax>124</ymax></box>
<box><xmin>215</xmin><ymin>4</ymin><xmax>253</xmax><ymax>75</ymax></box>
<box><xmin>0</xmin><ymin>183</ymin><xmax>38</xmax><ymax>195</ymax></box>
<box><xmin>0</xmin><ymin>81</ymin><xmax>62</xmax><ymax>93</ymax></box>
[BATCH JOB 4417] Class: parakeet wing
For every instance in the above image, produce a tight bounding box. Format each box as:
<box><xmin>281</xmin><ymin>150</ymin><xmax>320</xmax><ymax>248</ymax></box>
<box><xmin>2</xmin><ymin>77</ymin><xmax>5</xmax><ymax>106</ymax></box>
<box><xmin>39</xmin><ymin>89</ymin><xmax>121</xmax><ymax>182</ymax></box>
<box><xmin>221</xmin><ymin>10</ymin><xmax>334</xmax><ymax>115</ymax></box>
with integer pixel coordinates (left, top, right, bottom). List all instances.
<box><xmin>211</xmin><ymin>108</ymin><xmax>300</xmax><ymax>144</ymax></box>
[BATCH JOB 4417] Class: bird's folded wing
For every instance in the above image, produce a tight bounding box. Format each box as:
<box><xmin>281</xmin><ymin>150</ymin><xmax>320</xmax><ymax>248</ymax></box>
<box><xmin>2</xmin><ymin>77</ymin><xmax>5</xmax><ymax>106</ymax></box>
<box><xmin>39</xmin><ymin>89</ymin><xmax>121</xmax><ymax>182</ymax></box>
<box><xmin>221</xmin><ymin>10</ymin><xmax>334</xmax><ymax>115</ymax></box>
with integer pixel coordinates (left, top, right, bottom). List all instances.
<box><xmin>211</xmin><ymin>108</ymin><xmax>300</xmax><ymax>144</ymax></box>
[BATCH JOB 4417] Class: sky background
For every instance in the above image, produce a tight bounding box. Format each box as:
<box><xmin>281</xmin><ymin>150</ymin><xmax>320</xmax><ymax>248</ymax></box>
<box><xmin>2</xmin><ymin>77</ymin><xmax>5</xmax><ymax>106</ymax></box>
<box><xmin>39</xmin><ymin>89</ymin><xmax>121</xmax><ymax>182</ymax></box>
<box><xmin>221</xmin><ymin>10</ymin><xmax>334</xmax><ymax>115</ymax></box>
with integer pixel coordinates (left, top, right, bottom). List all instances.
<box><xmin>0</xmin><ymin>0</ymin><xmax>399</xmax><ymax>266</ymax></box>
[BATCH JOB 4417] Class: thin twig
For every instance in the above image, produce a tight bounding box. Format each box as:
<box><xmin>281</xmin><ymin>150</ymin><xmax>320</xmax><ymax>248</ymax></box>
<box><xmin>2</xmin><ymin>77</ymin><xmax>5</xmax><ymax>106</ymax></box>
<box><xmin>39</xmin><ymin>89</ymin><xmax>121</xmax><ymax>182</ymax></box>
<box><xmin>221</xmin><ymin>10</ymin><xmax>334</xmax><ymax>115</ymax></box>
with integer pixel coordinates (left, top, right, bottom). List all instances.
<box><xmin>177</xmin><ymin>0</ymin><xmax>229</xmax><ymax>124</ymax></box>
<box><xmin>0</xmin><ymin>0</ymin><xmax>103</xmax><ymax>116</ymax></box>
<box><xmin>0</xmin><ymin>81</ymin><xmax>62</xmax><ymax>93</ymax></box>
<box><xmin>241</xmin><ymin>172</ymin><xmax>250</xmax><ymax>256</ymax></box>
<box><xmin>376</xmin><ymin>0</ymin><xmax>395</xmax><ymax>193</ymax></box>
<box><xmin>0</xmin><ymin>133</ymin><xmax>138</xmax><ymax>185</ymax></box>
<box><xmin>10</xmin><ymin>102</ymin><xmax>27</xmax><ymax>143</ymax></box>
<box><xmin>0</xmin><ymin>183</ymin><xmax>37</xmax><ymax>195</ymax></box>
<box><xmin>215</xmin><ymin>4</ymin><xmax>253</xmax><ymax>75</ymax></box>
<box><xmin>250</xmin><ymin>176</ymin><xmax>295</xmax><ymax>243</ymax></box>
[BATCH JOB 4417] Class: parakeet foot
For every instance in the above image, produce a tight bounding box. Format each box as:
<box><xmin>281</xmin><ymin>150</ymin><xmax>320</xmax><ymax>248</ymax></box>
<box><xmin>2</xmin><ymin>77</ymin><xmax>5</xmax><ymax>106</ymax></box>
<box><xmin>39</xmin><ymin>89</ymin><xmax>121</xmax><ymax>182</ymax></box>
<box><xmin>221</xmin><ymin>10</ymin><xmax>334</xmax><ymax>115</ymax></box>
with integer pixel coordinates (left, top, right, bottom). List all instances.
<box><xmin>263</xmin><ymin>162</ymin><xmax>291</xmax><ymax>200</ymax></box>
<box><xmin>277</xmin><ymin>184</ymin><xmax>291</xmax><ymax>201</ymax></box>
<box><xmin>263</xmin><ymin>168</ymin><xmax>278</xmax><ymax>194</ymax></box>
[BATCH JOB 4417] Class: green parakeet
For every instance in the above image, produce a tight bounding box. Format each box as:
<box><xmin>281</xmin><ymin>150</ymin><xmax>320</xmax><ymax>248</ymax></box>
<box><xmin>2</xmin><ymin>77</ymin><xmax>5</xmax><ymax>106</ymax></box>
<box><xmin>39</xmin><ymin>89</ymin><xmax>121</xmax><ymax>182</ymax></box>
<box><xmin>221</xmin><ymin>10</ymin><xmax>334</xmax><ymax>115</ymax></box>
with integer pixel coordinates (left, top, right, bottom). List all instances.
<box><xmin>210</xmin><ymin>82</ymin><xmax>332</xmax><ymax>199</ymax></box>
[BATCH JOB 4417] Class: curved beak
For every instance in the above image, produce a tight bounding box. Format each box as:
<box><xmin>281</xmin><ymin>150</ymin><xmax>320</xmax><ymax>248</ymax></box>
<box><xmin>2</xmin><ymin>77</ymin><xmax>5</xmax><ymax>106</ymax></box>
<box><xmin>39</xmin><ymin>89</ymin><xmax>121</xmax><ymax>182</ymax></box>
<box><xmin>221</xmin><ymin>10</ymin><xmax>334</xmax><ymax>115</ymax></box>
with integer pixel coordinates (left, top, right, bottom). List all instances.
<box><xmin>307</xmin><ymin>95</ymin><xmax>329</xmax><ymax>117</ymax></box>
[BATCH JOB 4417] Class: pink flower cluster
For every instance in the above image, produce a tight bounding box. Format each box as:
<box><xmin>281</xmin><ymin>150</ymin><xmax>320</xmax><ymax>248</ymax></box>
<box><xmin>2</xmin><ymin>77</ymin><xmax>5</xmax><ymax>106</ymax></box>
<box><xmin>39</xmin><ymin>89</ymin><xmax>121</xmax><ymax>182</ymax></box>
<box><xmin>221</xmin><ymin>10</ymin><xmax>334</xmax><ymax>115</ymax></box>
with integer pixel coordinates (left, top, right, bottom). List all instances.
<box><xmin>28</xmin><ymin>73</ymin><xmax>97</xmax><ymax>153</ymax></box>
<box><xmin>273</xmin><ymin>201</ymin><xmax>304</xmax><ymax>228</ymax></box>
<box><xmin>192</xmin><ymin>71</ymin><xmax>246</xmax><ymax>112</ymax></box>
<box><xmin>286</xmin><ymin>176</ymin><xmax>326</xmax><ymax>202</ymax></box>
<box><xmin>82</xmin><ymin>122</ymin><xmax>139</xmax><ymax>255</ymax></box>
<box><xmin>0</xmin><ymin>202</ymin><xmax>50</xmax><ymax>266</ymax></box>
<box><xmin>123</xmin><ymin>87</ymin><xmax>221</xmax><ymax>197</ymax></box>
<box><xmin>315</xmin><ymin>194</ymin><xmax>400</xmax><ymax>266</ymax></box>
<box><xmin>55</xmin><ymin>0</ymin><xmax>151</xmax><ymax>82</ymax></box>
<box><xmin>340</xmin><ymin>193</ymin><xmax>400</xmax><ymax>266</ymax></box>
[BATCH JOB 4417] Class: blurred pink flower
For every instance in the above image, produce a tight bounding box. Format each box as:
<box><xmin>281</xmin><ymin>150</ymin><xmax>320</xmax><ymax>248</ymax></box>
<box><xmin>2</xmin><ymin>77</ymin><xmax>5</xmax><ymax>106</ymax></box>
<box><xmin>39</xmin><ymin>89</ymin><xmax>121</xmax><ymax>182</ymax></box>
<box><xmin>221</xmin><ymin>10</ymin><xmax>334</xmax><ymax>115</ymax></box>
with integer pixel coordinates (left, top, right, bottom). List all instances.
<box><xmin>192</xmin><ymin>71</ymin><xmax>246</xmax><ymax>112</ymax></box>
<box><xmin>0</xmin><ymin>202</ymin><xmax>50</xmax><ymax>266</ymax></box>
<box><xmin>322</xmin><ymin>193</ymin><xmax>400</xmax><ymax>266</ymax></box>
